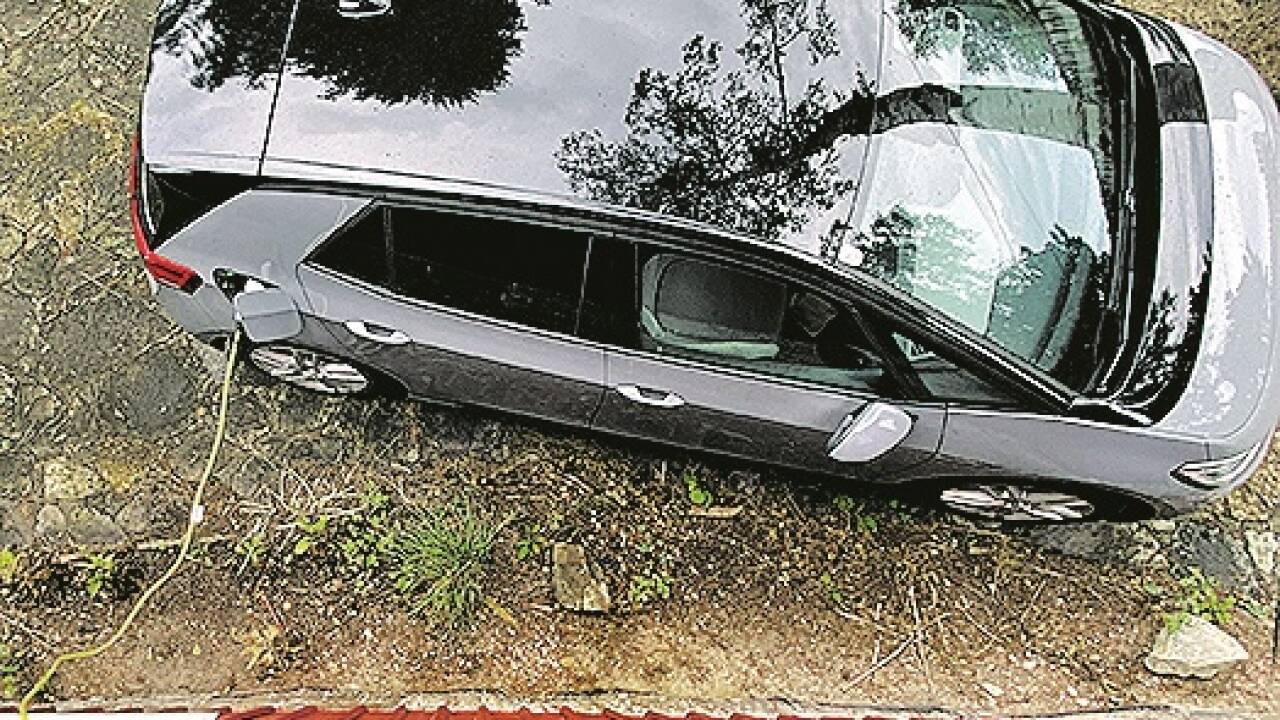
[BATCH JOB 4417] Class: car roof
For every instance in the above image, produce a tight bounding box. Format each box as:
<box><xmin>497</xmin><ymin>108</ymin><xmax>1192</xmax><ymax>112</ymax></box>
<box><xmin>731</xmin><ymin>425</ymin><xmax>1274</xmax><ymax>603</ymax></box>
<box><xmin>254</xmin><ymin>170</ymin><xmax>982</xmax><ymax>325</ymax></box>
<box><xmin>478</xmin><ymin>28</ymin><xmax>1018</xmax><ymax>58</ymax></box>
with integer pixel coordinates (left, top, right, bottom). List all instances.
<box><xmin>141</xmin><ymin>0</ymin><xmax>886</xmax><ymax>241</ymax></box>
<box><xmin>141</xmin><ymin>0</ymin><xmax>1132</xmax><ymax>413</ymax></box>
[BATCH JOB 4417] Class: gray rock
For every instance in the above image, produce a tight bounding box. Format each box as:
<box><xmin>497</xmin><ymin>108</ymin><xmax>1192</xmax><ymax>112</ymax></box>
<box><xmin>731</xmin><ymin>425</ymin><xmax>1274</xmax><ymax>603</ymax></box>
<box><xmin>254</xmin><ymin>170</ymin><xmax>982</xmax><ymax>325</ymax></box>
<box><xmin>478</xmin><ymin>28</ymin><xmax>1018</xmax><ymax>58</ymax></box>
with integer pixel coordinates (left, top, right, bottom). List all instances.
<box><xmin>0</xmin><ymin>449</ymin><xmax>34</xmax><ymax>499</ymax></box>
<box><xmin>66</xmin><ymin>506</ymin><xmax>126</xmax><ymax>546</ymax></box>
<box><xmin>0</xmin><ymin>501</ymin><xmax>36</xmax><ymax>547</ymax></box>
<box><xmin>0</xmin><ymin>364</ymin><xmax>17</xmax><ymax>420</ymax></box>
<box><xmin>0</xmin><ymin>292</ymin><xmax>34</xmax><ymax>363</ymax></box>
<box><xmin>115</xmin><ymin>496</ymin><xmax>153</xmax><ymax>536</ymax></box>
<box><xmin>43</xmin><ymin>459</ymin><xmax>99</xmax><ymax>500</ymax></box>
<box><xmin>551</xmin><ymin>542</ymin><xmax>611</xmax><ymax>613</ymax></box>
<box><xmin>1023</xmin><ymin>522</ymin><xmax>1160</xmax><ymax>566</ymax></box>
<box><xmin>35</xmin><ymin>504</ymin><xmax>67</xmax><ymax>538</ymax></box>
<box><xmin>26</xmin><ymin>386</ymin><xmax>62</xmax><ymax>424</ymax></box>
<box><xmin>1170</xmin><ymin>522</ymin><xmax>1255</xmax><ymax>593</ymax></box>
<box><xmin>98</xmin><ymin>351</ymin><xmax>198</xmax><ymax>435</ymax></box>
<box><xmin>1244</xmin><ymin>530</ymin><xmax>1277</xmax><ymax>580</ymax></box>
<box><xmin>0</xmin><ymin>501</ymin><xmax>22</xmax><ymax>546</ymax></box>
<box><xmin>1144</xmin><ymin>615</ymin><xmax>1249</xmax><ymax>679</ymax></box>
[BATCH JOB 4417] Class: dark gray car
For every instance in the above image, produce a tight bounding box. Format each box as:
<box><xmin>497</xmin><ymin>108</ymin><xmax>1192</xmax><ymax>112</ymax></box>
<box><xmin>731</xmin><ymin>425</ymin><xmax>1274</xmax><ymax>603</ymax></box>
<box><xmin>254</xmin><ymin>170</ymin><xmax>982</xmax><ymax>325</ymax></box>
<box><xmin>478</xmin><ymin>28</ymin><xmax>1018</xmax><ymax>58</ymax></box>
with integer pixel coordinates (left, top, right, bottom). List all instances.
<box><xmin>132</xmin><ymin>0</ymin><xmax>1280</xmax><ymax>522</ymax></box>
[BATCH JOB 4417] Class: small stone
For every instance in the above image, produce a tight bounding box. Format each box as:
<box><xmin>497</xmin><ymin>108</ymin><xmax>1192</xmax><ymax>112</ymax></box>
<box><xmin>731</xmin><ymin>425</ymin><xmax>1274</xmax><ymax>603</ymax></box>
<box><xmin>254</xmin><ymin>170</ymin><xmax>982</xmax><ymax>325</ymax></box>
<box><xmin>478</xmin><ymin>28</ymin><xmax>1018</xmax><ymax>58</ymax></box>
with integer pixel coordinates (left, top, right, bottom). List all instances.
<box><xmin>35</xmin><ymin>504</ymin><xmax>66</xmax><ymax>538</ymax></box>
<box><xmin>0</xmin><ymin>501</ymin><xmax>35</xmax><ymax>547</ymax></box>
<box><xmin>979</xmin><ymin>682</ymin><xmax>1004</xmax><ymax>699</ymax></box>
<box><xmin>1244</xmin><ymin>531</ymin><xmax>1277</xmax><ymax>579</ymax></box>
<box><xmin>688</xmin><ymin>505</ymin><xmax>744</xmax><ymax>518</ymax></box>
<box><xmin>1148</xmin><ymin>519</ymin><xmax>1176</xmax><ymax>532</ymax></box>
<box><xmin>26</xmin><ymin>387</ymin><xmax>61</xmax><ymax>424</ymax></box>
<box><xmin>1144</xmin><ymin>615</ymin><xmax>1249</xmax><ymax>679</ymax></box>
<box><xmin>551</xmin><ymin>542</ymin><xmax>611</xmax><ymax>613</ymax></box>
<box><xmin>43</xmin><ymin>459</ymin><xmax>99</xmax><ymax>500</ymax></box>
<box><xmin>115</xmin><ymin>497</ymin><xmax>153</xmax><ymax>536</ymax></box>
<box><xmin>66</xmin><ymin>506</ymin><xmax>126</xmax><ymax>546</ymax></box>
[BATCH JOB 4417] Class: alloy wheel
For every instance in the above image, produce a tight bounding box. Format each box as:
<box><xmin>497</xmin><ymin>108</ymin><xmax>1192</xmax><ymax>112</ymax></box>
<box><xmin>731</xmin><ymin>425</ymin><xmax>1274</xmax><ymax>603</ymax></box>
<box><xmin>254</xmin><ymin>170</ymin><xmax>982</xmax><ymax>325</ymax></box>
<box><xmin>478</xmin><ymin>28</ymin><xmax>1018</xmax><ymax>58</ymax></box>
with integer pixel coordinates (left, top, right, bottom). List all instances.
<box><xmin>938</xmin><ymin>484</ymin><xmax>1096</xmax><ymax>522</ymax></box>
<box><xmin>248</xmin><ymin>345</ymin><xmax>371</xmax><ymax>395</ymax></box>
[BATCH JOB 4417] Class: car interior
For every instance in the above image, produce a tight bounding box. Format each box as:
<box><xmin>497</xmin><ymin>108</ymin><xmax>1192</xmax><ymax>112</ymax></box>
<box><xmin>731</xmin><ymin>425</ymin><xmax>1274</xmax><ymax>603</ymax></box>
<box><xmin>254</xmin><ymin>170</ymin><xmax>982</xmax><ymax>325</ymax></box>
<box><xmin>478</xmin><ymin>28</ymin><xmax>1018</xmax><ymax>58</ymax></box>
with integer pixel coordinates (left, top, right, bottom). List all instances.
<box><xmin>637</xmin><ymin>253</ymin><xmax>896</xmax><ymax>393</ymax></box>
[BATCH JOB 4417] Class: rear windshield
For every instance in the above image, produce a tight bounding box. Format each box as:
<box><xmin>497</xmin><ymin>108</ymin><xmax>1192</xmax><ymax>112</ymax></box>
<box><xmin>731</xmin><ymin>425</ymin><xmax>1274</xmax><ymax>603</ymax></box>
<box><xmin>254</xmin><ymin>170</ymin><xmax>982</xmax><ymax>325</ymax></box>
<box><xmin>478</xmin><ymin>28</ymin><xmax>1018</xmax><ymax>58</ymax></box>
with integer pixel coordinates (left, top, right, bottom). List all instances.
<box><xmin>838</xmin><ymin>0</ymin><xmax>1129</xmax><ymax>390</ymax></box>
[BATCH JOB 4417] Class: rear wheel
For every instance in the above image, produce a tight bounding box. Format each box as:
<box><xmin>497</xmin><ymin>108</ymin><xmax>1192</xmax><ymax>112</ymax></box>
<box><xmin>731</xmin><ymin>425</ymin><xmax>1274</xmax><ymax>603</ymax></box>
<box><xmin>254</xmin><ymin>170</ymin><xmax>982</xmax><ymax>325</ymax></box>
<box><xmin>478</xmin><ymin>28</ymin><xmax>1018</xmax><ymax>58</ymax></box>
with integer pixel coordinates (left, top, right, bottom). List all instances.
<box><xmin>246</xmin><ymin>344</ymin><xmax>373</xmax><ymax>396</ymax></box>
<box><xmin>937</xmin><ymin>483</ymin><xmax>1099</xmax><ymax>523</ymax></box>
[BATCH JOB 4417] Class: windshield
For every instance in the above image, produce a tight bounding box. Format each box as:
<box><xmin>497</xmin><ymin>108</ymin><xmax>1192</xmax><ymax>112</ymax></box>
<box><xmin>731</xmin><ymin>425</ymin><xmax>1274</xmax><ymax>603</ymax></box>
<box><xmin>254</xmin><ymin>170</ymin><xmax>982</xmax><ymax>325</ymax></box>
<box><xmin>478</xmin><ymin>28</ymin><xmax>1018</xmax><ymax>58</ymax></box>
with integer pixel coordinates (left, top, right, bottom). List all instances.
<box><xmin>836</xmin><ymin>0</ymin><xmax>1127</xmax><ymax>390</ymax></box>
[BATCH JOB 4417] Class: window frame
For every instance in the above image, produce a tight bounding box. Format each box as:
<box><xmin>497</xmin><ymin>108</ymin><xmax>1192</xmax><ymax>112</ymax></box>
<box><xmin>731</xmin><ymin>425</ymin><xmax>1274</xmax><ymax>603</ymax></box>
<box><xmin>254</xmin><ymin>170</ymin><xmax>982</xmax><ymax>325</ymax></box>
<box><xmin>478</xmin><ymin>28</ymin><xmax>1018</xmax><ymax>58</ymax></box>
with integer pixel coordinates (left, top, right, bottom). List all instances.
<box><xmin>299</xmin><ymin>190</ymin><xmax>1041</xmax><ymax>411</ymax></box>
<box><xmin>303</xmin><ymin>198</ymin><xmax>597</xmax><ymax>339</ymax></box>
<box><xmin>577</xmin><ymin>234</ymin><xmax>1027</xmax><ymax>407</ymax></box>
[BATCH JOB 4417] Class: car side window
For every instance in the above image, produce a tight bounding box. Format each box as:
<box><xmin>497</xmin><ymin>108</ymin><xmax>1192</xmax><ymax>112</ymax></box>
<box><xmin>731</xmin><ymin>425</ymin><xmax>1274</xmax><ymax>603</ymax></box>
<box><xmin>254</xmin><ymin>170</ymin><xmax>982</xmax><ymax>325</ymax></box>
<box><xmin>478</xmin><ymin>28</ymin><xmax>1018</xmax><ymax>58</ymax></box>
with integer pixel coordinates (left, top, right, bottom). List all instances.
<box><xmin>890</xmin><ymin>332</ymin><xmax>1020</xmax><ymax>406</ymax></box>
<box><xmin>388</xmin><ymin>208</ymin><xmax>589</xmax><ymax>333</ymax></box>
<box><xmin>582</xmin><ymin>239</ymin><xmax>900</xmax><ymax>395</ymax></box>
<box><xmin>310</xmin><ymin>207</ymin><xmax>390</xmax><ymax>286</ymax></box>
<box><xmin>311</xmin><ymin>204</ymin><xmax>591</xmax><ymax>335</ymax></box>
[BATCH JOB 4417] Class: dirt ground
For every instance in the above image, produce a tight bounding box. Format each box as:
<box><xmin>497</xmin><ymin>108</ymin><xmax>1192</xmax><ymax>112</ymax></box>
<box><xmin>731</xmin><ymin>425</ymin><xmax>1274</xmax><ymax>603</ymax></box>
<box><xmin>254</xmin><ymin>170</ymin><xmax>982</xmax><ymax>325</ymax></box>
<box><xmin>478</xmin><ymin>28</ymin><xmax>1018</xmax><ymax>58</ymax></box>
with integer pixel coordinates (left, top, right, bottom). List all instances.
<box><xmin>1</xmin><ymin>0</ymin><xmax>1279</xmax><ymax>717</ymax></box>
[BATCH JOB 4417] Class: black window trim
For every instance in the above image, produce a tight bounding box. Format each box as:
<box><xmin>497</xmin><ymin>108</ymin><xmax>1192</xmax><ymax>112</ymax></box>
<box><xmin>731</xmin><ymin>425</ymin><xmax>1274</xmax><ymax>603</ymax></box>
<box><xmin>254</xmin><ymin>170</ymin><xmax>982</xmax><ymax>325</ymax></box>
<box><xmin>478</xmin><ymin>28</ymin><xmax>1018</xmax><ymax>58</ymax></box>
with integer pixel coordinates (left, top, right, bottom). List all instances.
<box><xmin>292</xmin><ymin>184</ymin><xmax>1061</xmax><ymax>413</ymax></box>
<box><xmin>597</xmin><ymin>235</ymin><xmax>1035</xmax><ymax>408</ymax></box>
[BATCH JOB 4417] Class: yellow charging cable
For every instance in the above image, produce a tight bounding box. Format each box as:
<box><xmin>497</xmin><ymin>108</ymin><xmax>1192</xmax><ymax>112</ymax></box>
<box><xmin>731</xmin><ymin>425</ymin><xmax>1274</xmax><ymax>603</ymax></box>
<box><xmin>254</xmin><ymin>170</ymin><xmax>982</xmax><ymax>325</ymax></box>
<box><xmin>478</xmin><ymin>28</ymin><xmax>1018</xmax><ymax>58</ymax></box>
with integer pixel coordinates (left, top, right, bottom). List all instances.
<box><xmin>18</xmin><ymin>329</ymin><xmax>242</xmax><ymax>720</ymax></box>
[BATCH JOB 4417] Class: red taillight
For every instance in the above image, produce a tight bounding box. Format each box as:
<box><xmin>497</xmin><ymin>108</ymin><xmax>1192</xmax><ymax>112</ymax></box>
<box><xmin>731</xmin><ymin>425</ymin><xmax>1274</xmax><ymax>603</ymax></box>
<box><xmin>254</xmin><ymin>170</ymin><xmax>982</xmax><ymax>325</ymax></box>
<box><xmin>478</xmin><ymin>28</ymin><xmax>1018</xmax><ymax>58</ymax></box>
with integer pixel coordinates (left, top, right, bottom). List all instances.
<box><xmin>143</xmin><ymin>253</ymin><xmax>203</xmax><ymax>292</ymax></box>
<box><xmin>129</xmin><ymin>134</ymin><xmax>202</xmax><ymax>293</ymax></box>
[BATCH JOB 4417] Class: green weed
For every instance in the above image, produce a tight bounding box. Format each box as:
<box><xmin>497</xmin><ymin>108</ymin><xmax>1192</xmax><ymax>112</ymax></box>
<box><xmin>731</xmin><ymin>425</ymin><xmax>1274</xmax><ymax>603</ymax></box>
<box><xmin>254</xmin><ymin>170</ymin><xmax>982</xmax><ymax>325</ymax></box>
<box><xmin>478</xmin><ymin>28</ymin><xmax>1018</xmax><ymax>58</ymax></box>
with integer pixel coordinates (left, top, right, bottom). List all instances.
<box><xmin>833</xmin><ymin>495</ymin><xmax>877</xmax><ymax>535</ymax></box>
<box><xmin>292</xmin><ymin>514</ymin><xmax>330</xmax><ymax>557</ymax></box>
<box><xmin>1162</xmin><ymin>568</ymin><xmax>1237</xmax><ymax>630</ymax></box>
<box><xmin>818</xmin><ymin>571</ymin><xmax>846</xmax><ymax>606</ymax></box>
<box><xmin>0</xmin><ymin>548</ymin><xmax>18</xmax><ymax>584</ymax></box>
<box><xmin>0</xmin><ymin>642</ymin><xmax>21</xmax><ymax>700</ymax></box>
<box><xmin>684</xmin><ymin>468</ymin><xmax>713</xmax><ymax>508</ymax></box>
<box><xmin>628</xmin><ymin>571</ymin><xmax>673</xmax><ymax>605</ymax></box>
<box><xmin>392</xmin><ymin>501</ymin><xmax>507</xmax><ymax>627</ymax></box>
<box><xmin>515</xmin><ymin>523</ymin><xmax>548</xmax><ymax>562</ymax></box>
<box><xmin>235</xmin><ymin>531</ymin><xmax>268</xmax><ymax>568</ymax></box>
<box><xmin>336</xmin><ymin>486</ymin><xmax>396</xmax><ymax>580</ymax></box>
<box><xmin>83</xmin><ymin>553</ymin><xmax>115</xmax><ymax>599</ymax></box>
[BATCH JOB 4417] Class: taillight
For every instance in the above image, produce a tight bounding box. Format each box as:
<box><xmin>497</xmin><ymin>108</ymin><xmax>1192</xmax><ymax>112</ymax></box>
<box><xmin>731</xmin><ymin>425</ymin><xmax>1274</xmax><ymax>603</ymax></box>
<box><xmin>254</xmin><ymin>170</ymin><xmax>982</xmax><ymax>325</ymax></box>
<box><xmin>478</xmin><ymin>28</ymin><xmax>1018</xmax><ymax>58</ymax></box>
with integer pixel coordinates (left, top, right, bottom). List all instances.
<box><xmin>129</xmin><ymin>134</ymin><xmax>202</xmax><ymax>293</ymax></box>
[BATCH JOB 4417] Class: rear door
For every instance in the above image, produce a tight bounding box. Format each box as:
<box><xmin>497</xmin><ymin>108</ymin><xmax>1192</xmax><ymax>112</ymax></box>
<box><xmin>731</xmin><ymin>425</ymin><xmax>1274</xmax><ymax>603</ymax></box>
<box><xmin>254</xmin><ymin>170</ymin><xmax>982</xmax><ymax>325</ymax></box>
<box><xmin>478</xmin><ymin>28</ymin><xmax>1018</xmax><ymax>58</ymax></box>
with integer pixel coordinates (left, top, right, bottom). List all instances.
<box><xmin>579</xmin><ymin>236</ymin><xmax>945</xmax><ymax>479</ymax></box>
<box><xmin>297</xmin><ymin>202</ymin><xmax>604</xmax><ymax>426</ymax></box>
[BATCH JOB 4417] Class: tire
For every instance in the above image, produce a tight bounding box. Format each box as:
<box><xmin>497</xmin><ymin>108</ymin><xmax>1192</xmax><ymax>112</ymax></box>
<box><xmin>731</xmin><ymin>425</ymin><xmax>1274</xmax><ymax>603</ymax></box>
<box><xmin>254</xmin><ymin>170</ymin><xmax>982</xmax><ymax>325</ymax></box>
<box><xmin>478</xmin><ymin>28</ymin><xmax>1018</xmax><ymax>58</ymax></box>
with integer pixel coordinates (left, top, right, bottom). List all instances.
<box><xmin>244</xmin><ymin>343</ymin><xmax>391</xmax><ymax>397</ymax></box>
<box><xmin>928</xmin><ymin>480</ymin><xmax>1153</xmax><ymax>524</ymax></box>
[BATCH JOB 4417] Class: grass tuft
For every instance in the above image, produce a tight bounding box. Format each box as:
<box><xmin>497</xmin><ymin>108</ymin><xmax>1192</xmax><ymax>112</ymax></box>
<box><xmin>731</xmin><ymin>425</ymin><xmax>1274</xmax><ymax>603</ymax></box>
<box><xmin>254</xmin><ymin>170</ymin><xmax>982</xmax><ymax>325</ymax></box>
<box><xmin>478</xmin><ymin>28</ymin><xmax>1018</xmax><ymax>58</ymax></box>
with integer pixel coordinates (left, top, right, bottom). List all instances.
<box><xmin>392</xmin><ymin>501</ymin><xmax>506</xmax><ymax>627</ymax></box>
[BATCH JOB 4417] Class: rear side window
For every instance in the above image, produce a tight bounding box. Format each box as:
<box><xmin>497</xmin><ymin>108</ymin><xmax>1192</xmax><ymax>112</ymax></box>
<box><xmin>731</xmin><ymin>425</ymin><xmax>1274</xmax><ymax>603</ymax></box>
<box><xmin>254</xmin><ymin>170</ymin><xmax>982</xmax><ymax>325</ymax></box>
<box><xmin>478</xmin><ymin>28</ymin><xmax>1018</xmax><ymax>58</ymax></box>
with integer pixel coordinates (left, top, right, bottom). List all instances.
<box><xmin>141</xmin><ymin>169</ymin><xmax>254</xmax><ymax>249</ymax></box>
<box><xmin>310</xmin><ymin>208</ymin><xmax>389</xmax><ymax>286</ymax></box>
<box><xmin>310</xmin><ymin>205</ymin><xmax>590</xmax><ymax>335</ymax></box>
<box><xmin>388</xmin><ymin>208</ymin><xmax>589</xmax><ymax>333</ymax></box>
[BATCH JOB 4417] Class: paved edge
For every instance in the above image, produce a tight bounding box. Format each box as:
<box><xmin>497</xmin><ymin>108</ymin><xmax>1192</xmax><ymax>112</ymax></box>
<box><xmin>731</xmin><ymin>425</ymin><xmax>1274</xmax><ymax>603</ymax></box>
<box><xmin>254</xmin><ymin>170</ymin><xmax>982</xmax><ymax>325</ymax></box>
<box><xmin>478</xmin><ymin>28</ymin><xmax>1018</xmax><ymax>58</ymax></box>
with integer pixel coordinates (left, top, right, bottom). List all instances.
<box><xmin>0</xmin><ymin>691</ymin><xmax>1276</xmax><ymax>720</ymax></box>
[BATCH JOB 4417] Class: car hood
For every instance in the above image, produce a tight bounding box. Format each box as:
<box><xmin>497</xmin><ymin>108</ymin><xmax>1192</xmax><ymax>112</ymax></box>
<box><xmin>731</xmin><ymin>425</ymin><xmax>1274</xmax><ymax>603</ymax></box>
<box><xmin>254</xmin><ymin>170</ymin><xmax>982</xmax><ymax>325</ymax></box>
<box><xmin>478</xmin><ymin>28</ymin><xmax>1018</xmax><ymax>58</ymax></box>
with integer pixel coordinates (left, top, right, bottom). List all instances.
<box><xmin>1156</xmin><ymin>25</ymin><xmax>1280</xmax><ymax>450</ymax></box>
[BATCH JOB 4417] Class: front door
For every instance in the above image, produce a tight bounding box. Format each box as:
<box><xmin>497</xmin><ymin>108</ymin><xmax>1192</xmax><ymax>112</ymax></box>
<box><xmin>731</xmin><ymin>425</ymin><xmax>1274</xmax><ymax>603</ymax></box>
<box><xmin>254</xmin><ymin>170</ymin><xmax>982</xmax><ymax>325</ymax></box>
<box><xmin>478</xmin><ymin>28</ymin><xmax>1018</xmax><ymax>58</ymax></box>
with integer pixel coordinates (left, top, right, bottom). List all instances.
<box><xmin>578</xmin><ymin>238</ymin><xmax>943</xmax><ymax>479</ymax></box>
<box><xmin>297</xmin><ymin>203</ymin><xmax>605</xmax><ymax>426</ymax></box>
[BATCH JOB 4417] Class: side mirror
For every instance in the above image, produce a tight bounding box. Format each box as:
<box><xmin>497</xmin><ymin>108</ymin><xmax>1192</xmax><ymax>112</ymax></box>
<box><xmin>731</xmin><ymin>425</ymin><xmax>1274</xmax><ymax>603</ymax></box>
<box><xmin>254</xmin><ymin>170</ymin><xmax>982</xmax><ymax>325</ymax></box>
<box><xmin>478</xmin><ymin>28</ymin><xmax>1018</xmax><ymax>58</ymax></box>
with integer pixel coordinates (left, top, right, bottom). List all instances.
<box><xmin>233</xmin><ymin>287</ymin><xmax>303</xmax><ymax>343</ymax></box>
<box><xmin>827</xmin><ymin>402</ymin><xmax>914</xmax><ymax>463</ymax></box>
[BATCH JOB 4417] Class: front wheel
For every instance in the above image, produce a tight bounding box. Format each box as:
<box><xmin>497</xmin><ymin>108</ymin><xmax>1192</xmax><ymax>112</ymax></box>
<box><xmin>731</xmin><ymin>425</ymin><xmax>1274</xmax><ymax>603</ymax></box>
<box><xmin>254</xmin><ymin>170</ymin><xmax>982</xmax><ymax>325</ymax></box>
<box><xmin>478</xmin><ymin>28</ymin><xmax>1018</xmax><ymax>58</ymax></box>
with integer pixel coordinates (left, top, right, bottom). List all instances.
<box><xmin>937</xmin><ymin>483</ymin><xmax>1101</xmax><ymax>523</ymax></box>
<box><xmin>246</xmin><ymin>344</ymin><xmax>374</xmax><ymax>396</ymax></box>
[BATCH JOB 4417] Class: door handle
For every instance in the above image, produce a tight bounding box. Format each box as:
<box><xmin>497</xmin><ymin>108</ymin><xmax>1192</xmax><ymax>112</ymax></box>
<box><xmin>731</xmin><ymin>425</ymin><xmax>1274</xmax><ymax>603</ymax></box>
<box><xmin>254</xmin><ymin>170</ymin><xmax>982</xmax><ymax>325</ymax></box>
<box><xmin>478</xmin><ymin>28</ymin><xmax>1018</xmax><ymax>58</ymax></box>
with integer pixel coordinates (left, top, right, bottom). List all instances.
<box><xmin>615</xmin><ymin>384</ymin><xmax>685</xmax><ymax>408</ymax></box>
<box><xmin>345</xmin><ymin>320</ymin><xmax>411</xmax><ymax>345</ymax></box>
